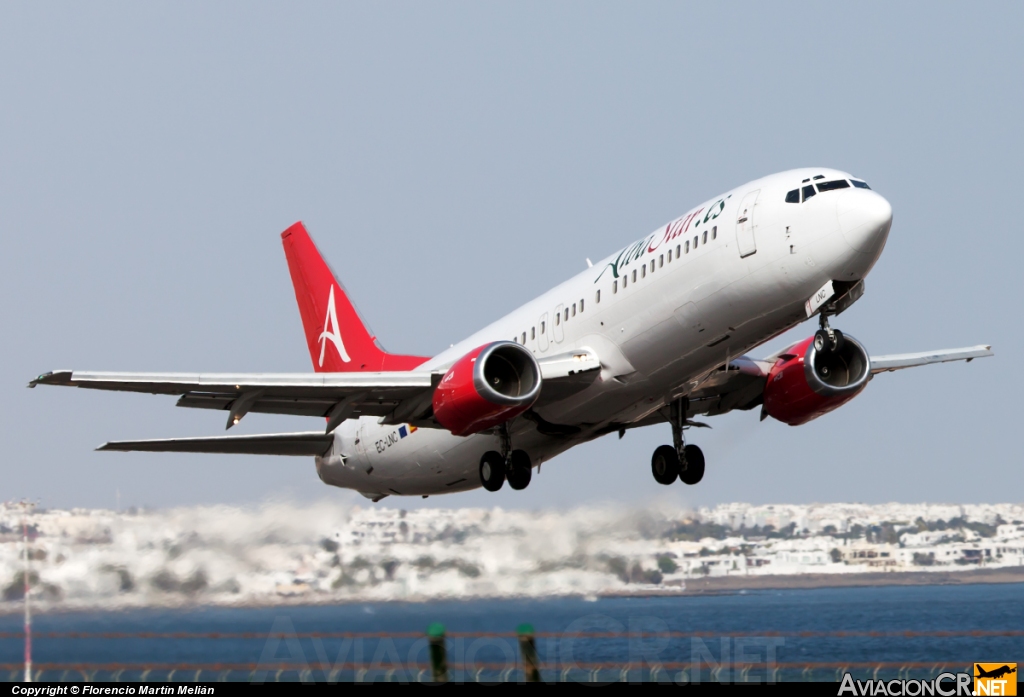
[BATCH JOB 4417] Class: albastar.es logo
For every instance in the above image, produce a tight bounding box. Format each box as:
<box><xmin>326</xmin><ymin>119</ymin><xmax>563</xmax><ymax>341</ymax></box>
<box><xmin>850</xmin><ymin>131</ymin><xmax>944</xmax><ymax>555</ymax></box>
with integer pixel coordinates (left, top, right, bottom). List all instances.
<box><xmin>319</xmin><ymin>285</ymin><xmax>351</xmax><ymax>366</ymax></box>
<box><xmin>593</xmin><ymin>195</ymin><xmax>730</xmax><ymax>284</ymax></box>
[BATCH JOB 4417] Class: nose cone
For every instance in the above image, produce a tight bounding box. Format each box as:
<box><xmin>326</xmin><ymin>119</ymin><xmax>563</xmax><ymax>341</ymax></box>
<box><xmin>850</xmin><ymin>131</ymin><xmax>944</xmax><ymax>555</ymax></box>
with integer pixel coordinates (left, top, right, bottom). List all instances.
<box><xmin>836</xmin><ymin>190</ymin><xmax>892</xmax><ymax>255</ymax></box>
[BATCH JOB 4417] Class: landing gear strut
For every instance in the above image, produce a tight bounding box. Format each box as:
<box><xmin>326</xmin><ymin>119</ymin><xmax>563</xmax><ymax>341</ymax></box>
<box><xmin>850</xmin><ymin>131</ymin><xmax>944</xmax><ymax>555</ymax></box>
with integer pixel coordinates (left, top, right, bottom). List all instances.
<box><xmin>651</xmin><ymin>397</ymin><xmax>705</xmax><ymax>486</ymax></box>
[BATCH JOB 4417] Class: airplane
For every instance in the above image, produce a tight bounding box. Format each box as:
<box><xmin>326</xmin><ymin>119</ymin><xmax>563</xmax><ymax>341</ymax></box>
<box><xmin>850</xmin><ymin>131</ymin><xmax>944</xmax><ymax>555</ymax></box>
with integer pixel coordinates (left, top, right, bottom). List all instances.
<box><xmin>29</xmin><ymin>168</ymin><xmax>993</xmax><ymax>501</ymax></box>
<box><xmin>976</xmin><ymin>666</ymin><xmax>1016</xmax><ymax>680</ymax></box>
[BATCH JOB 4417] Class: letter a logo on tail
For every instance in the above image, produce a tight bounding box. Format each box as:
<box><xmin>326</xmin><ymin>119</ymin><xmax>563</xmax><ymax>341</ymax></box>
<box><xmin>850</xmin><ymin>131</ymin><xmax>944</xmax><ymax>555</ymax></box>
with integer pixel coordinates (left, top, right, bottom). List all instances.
<box><xmin>282</xmin><ymin>221</ymin><xmax>429</xmax><ymax>372</ymax></box>
<box><xmin>319</xmin><ymin>285</ymin><xmax>351</xmax><ymax>365</ymax></box>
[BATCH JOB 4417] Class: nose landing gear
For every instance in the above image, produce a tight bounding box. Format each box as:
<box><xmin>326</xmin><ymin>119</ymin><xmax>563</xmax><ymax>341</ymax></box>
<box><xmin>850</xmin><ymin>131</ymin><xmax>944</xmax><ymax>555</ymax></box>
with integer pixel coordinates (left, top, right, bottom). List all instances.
<box><xmin>813</xmin><ymin>308</ymin><xmax>845</xmax><ymax>354</ymax></box>
<box><xmin>651</xmin><ymin>397</ymin><xmax>705</xmax><ymax>486</ymax></box>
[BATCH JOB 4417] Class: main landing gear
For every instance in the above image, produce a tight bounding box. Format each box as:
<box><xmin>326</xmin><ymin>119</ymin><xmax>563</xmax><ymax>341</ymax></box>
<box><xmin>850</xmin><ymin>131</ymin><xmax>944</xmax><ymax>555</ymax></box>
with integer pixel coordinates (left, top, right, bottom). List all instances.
<box><xmin>480</xmin><ymin>424</ymin><xmax>533</xmax><ymax>492</ymax></box>
<box><xmin>651</xmin><ymin>397</ymin><xmax>705</xmax><ymax>486</ymax></box>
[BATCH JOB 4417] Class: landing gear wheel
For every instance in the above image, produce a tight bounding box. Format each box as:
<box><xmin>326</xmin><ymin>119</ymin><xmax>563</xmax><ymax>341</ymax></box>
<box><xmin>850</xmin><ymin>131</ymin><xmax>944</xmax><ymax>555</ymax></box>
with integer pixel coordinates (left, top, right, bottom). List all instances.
<box><xmin>814</xmin><ymin>329</ymin><xmax>829</xmax><ymax>353</ymax></box>
<box><xmin>507</xmin><ymin>450</ymin><xmax>532</xmax><ymax>490</ymax></box>
<box><xmin>679</xmin><ymin>444</ymin><xmax>705</xmax><ymax>485</ymax></box>
<box><xmin>651</xmin><ymin>445</ymin><xmax>681</xmax><ymax>485</ymax></box>
<box><xmin>480</xmin><ymin>451</ymin><xmax>506</xmax><ymax>492</ymax></box>
<box><xmin>831</xmin><ymin>329</ymin><xmax>845</xmax><ymax>352</ymax></box>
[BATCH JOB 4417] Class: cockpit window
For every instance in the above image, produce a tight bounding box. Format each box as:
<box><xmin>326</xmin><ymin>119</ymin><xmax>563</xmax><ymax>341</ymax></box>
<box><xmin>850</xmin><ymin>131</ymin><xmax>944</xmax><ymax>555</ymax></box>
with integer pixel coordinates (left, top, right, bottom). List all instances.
<box><xmin>817</xmin><ymin>179</ymin><xmax>850</xmax><ymax>192</ymax></box>
<box><xmin>801</xmin><ymin>184</ymin><xmax>817</xmax><ymax>201</ymax></box>
<box><xmin>785</xmin><ymin>189</ymin><xmax>800</xmax><ymax>203</ymax></box>
<box><xmin>851</xmin><ymin>179</ymin><xmax>871</xmax><ymax>189</ymax></box>
<box><xmin>812</xmin><ymin>175</ymin><xmax>825</xmax><ymax>180</ymax></box>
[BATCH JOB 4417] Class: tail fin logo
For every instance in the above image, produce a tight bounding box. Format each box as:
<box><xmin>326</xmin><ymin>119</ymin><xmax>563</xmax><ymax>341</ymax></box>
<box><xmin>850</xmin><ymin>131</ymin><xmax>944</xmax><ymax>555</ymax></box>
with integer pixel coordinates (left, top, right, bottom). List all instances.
<box><xmin>318</xmin><ymin>285</ymin><xmax>351</xmax><ymax>366</ymax></box>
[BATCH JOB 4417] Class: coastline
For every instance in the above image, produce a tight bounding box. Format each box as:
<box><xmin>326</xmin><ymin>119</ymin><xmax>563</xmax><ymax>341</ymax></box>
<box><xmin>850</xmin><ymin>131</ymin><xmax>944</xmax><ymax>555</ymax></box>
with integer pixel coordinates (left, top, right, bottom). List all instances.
<box><xmin>2</xmin><ymin>567</ymin><xmax>1022</xmax><ymax>615</ymax></box>
<box><xmin>674</xmin><ymin>565</ymin><xmax>1024</xmax><ymax>594</ymax></box>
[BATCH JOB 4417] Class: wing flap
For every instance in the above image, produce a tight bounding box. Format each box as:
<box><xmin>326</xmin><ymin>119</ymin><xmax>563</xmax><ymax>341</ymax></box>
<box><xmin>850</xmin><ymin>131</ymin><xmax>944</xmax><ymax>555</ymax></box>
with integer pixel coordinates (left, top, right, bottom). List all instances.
<box><xmin>97</xmin><ymin>431</ymin><xmax>334</xmax><ymax>456</ymax></box>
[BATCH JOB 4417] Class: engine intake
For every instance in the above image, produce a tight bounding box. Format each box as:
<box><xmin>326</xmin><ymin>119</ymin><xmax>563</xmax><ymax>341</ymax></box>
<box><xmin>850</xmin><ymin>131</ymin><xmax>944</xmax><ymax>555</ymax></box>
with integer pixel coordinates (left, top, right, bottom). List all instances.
<box><xmin>763</xmin><ymin>333</ymin><xmax>871</xmax><ymax>426</ymax></box>
<box><xmin>433</xmin><ymin>341</ymin><xmax>542</xmax><ymax>436</ymax></box>
<box><xmin>804</xmin><ymin>335</ymin><xmax>871</xmax><ymax>397</ymax></box>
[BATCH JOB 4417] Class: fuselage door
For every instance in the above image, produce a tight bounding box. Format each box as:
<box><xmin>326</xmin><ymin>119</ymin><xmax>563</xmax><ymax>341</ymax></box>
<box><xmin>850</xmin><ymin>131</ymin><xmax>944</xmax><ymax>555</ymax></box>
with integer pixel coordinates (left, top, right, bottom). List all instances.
<box><xmin>538</xmin><ymin>312</ymin><xmax>549</xmax><ymax>351</ymax></box>
<box><xmin>553</xmin><ymin>304</ymin><xmax>565</xmax><ymax>343</ymax></box>
<box><xmin>735</xmin><ymin>189</ymin><xmax>760</xmax><ymax>258</ymax></box>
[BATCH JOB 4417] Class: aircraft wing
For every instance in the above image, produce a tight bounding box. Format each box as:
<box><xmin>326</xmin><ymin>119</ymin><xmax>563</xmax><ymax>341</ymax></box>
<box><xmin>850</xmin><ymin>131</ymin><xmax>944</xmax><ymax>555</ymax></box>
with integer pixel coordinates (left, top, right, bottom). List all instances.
<box><xmin>29</xmin><ymin>369</ymin><xmax>435</xmax><ymax>431</ymax></box>
<box><xmin>641</xmin><ymin>344</ymin><xmax>994</xmax><ymax>422</ymax></box>
<box><xmin>868</xmin><ymin>345</ymin><xmax>993</xmax><ymax>373</ymax></box>
<box><xmin>28</xmin><ymin>350</ymin><xmax>600</xmax><ymax>433</ymax></box>
<box><xmin>98</xmin><ymin>431</ymin><xmax>334</xmax><ymax>456</ymax></box>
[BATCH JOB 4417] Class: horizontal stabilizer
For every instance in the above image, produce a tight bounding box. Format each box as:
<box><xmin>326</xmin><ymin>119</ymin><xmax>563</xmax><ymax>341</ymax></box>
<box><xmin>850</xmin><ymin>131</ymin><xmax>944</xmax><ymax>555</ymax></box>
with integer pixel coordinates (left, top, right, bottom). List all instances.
<box><xmin>870</xmin><ymin>345</ymin><xmax>993</xmax><ymax>374</ymax></box>
<box><xmin>97</xmin><ymin>432</ymin><xmax>334</xmax><ymax>456</ymax></box>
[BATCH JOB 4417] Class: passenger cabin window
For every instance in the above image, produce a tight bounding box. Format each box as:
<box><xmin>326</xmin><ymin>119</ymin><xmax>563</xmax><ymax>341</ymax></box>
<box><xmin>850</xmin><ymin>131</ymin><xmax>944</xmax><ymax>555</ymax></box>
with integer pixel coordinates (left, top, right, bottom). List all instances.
<box><xmin>564</xmin><ymin>308</ymin><xmax>569</xmax><ymax>321</ymax></box>
<box><xmin>632</xmin><ymin>270</ymin><xmax>637</xmax><ymax>283</ymax></box>
<box><xmin>851</xmin><ymin>179</ymin><xmax>871</xmax><ymax>189</ymax></box>
<box><xmin>571</xmin><ymin>303</ymin><xmax>576</xmax><ymax>317</ymax></box>
<box><xmin>622</xmin><ymin>275</ymin><xmax>627</xmax><ymax>288</ymax></box>
<box><xmin>521</xmin><ymin>332</ymin><xmax>526</xmax><ymax>344</ymax></box>
<box><xmin>659</xmin><ymin>254</ymin><xmax>664</xmax><ymax>268</ymax></box>
<box><xmin>676</xmin><ymin>244</ymin><xmax>681</xmax><ymax>257</ymax></box>
<box><xmin>802</xmin><ymin>185</ymin><xmax>816</xmax><ymax>201</ymax></box>
<box><xmin>817</xmin><ymin>179</ymin><xmax>850</xmax><ymax>192</ymax></box>
<box><xmin>712</xmin><ymin>225</ymin><xmax>717</xmax><ymax>240</ymax></box>
<box><xmin>685</xmin><ymin>240</ymin><xmax>690</xmax><ymax>253</ymax></box>
<box><xmin>668</xmin><ymin>249</ymin><xmax>673</xmax><ymax>262</ymax></box>
<box><xmin>785</xmin><ymin>189</ymin><xmax>800</xmax><ymax>203</ymax></box>
<box><xmin>531</xmin><ymin>327</ymin><xmax>535</xmax><ymax>340</ymax></box>
<box><xmin>693</xmin><ymin>235</ymin><xmax>698</xmax><ymax>249</ymax></box>
<box><xmin>579</xmin><ymin>298</ymin><xmax>584</xmax><ymax>312</ymax></box>
<box><xmin>556</xmin><ymin>313</ymin><xmax>560</xmax><ymax>325</ymax></box>
<box><xmin>613</xmin><ymin>280</ymin><xmax>618</xmax><ymax>293</ymax></box>
<box><xmin>650</xmin><ymin>260</ymin><xmax>655</xmax><ymax>273</ymax></box>
<box><xmin>595</xmin><ymin>289</ymin><xmax>601</xmax><ymax>303</ymax></box>
<box><xmin>641</xmin><ymin>265</ymin><xmax>646</xmax><ymax>278</ymax></box>
<box><xmin>541</xmin><ymin>321</ymin><xmax>546</xmax><ymax>333</ymax></box>
<box><xmin>702</xmin><ymin>231</ymin><xmax>708</xmax><ymax>244</ymax></box>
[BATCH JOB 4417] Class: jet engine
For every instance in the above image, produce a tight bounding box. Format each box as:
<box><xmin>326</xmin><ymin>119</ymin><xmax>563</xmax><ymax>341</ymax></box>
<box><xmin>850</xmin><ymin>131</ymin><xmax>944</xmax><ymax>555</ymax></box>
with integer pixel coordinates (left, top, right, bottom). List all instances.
<box><xmin>432</xmin><ymin>341</ymin><xmax>542</xmax><ymax>436</ymax></box>
<box><xmin>762</xmin><ymin>334</ymin><xmax>871</xmax><ymax>426</ymax></box>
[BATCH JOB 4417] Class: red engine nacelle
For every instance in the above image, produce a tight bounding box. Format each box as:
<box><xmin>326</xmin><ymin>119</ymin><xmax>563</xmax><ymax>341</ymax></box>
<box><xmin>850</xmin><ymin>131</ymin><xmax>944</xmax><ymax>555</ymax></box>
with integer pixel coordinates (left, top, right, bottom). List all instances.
<box><xmin>432</xmin><ymin>341</ymin><xmax>542</xmax><ymax>436</ymax></box>
<box><xmin>763</xmin><ymin>333</ymin><xmax>872</xmax><ymax>426</ymax></box>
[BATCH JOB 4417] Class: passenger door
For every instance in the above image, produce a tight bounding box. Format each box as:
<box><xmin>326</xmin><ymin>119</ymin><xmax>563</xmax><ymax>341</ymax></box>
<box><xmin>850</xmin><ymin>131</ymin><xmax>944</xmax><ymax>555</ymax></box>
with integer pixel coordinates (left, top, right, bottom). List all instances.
<box><xmin>735</xmin><ymin>189</ymin><xmax>760</xmax><ymax>258</ymax></box>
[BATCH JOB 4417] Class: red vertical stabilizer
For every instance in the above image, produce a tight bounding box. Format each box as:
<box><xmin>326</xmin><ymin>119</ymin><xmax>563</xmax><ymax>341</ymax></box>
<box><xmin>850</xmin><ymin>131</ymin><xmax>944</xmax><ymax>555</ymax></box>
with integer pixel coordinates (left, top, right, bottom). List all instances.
<box><xmin>281</xmin><ymin>222</ymin><xmax>430</xmax><ymax>372</ymax></box>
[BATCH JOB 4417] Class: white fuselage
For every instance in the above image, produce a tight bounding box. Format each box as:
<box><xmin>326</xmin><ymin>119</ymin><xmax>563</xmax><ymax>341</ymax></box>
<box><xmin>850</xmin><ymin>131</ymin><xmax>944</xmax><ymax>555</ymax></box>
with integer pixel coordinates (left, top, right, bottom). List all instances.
<box><xmin>315</xmin><ymin>168</ymin><xmax>892</xmax><ymax>498</ymax></box>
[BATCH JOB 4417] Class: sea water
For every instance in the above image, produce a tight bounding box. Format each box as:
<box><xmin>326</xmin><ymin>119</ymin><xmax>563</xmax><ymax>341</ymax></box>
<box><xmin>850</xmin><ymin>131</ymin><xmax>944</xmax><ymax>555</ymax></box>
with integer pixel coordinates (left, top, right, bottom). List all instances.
<box><xmin>0</xmin><ymin>583</ymin><xmax>1021</xmax><ymax>682</ymax></box>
